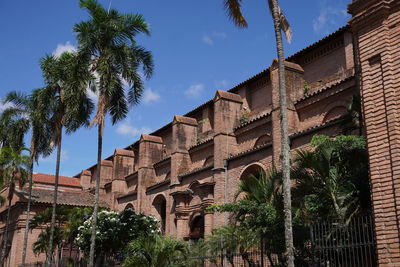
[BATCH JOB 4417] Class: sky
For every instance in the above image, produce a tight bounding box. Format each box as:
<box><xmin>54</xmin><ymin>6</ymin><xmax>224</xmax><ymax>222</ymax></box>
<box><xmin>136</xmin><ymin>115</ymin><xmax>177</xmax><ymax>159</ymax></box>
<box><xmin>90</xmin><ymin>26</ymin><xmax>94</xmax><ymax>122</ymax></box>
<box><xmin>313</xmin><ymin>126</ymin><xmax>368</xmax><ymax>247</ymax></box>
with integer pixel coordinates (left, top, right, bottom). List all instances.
<box><xmin>0</xmin><ymin>0</ymin><xmax>351</xmax><ymax>177</ymax></box>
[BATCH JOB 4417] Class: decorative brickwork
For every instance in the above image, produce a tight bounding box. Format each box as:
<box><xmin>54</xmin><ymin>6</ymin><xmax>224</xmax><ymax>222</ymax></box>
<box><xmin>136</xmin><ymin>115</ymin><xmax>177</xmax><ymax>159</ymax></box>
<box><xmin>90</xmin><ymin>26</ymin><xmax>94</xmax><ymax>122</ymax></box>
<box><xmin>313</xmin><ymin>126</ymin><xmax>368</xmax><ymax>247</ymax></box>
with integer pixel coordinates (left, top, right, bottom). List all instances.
<box><xmin>349</xmin><ymin>0</ymin><xmax>400</xmax><ymax>265</ymax></box>
<box><xmin>2</xmin><ymin>2</ymin><xmax>400</xmax><ymax>265</ymax></box>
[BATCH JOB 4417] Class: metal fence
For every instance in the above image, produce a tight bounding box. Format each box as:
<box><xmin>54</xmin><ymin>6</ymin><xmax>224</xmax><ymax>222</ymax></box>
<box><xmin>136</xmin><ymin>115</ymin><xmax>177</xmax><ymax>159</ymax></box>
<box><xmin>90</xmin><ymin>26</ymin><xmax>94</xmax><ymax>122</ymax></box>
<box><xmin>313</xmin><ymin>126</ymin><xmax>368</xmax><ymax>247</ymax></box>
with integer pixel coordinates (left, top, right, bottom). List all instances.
<box><xmin>174</xmin><ymin>251</ymin><xmax>279</xmax><ymax>267</ymax></box>
<box><xmin>310</xmin><ymin>214</ymin><xmax>376</xmax><ymax>267</ymax></box>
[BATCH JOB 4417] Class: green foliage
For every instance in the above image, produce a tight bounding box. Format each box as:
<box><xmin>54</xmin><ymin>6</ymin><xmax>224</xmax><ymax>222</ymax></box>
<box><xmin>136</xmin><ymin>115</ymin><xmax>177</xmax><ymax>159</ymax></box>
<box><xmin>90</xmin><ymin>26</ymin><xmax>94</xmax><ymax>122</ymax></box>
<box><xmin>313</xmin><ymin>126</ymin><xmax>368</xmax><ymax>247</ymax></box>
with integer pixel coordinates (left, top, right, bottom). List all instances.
<box><xmin>0</xmin><ymin>146</ymin><xmax>30</xmax><ymax>191</ymax></box>
<box><xmin>74</xmin><ymin>0</ymin><xmax>154</xmax><ymax>125</ymax></box>
<box><xmin>3</xmin><ymin>89</ymin><xmax>54</xmax><ymax>161</ymax></box>
<box><xmin>293</xmin><ymin>134</ymin><xmax>371</xmax><ymax>223</ymax></box>
<box><xmin>239</xmin><ymin>113</ymin><xmax>250</xmax><ymax>125</ymax></box>
<box><xmin>76</xmin><ymin>209</ymin><xmax>160</xmax><ymax>257</ymax></box>
<box><xmin>30</xmin><ymin>206</ymin><xmax>92</xmax><ymax>256</ymax></box>
<box><xmin>303</xmin><ymin>81</ymin><xmax>311</xmax><ymax>94</ymax></box>
<box><xmin>123</xmin><ymin>235</ymin><xmax>188</xmax><ymax>267</ymax></box>
<box><xmin>209</xmin><ymin>170</ymin><xmax>286</xmax><ymax>258</ymax></box>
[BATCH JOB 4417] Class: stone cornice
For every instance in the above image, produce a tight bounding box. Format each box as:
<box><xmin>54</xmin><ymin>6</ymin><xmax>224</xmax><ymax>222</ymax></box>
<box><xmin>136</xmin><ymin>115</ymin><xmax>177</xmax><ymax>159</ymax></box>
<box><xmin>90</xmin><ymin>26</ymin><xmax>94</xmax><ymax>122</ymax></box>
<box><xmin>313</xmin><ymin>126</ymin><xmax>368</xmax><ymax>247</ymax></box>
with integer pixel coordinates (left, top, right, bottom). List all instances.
<box><xmin>146</xmin><ymin>179</ymin><xmax>171</xmax><ymax>193</ymax></box>
<box><xmin>178</xmin><ymin>164</ymin><xmax>214</xmax><ymax>180</ymax></box>
<box><xmin>226</xmin><ymin>142</ymin><xmax>273</xmax><ymax>162</ymax></box>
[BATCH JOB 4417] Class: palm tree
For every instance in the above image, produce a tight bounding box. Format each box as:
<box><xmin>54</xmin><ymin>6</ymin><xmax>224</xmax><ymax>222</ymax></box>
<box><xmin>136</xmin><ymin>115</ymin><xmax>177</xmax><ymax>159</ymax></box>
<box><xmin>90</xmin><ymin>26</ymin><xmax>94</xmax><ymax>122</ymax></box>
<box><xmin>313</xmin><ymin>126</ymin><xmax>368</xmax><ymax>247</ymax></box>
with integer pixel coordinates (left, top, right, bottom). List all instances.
<box><xmin>292</xmin><ymin>135</ymin><xmax>371</xmax><ymax>223</ymax></box>
<box><xmin>222</xmin><ymin>1</ymin><xmax>294</xmax><ymax>265</ymax></box>
<box><xmin>123</xmin><ymin>235</ymin><xmax>188</xmax><ymax>267</ymax></box>
<box><xmin>39</xmin><ymin>51</ymin><xmax>94</xmax><ymax>267</ymax></box>
<box><xmin>0</xmin><ymin>108</ymin><xmax>29</xmax><ymax>150</ymax></box>
<box><xmin>0</xmin><ymin>146</ymin><xmax>29</xmax><ymax>265</ymax></box>
<box><xmin>3</xmin><ymin>89</ymin><xmax>53</xmax><ymax>266</ymax></box>
<box><xmin>74</xmin><ymin>1</ymin><xmax>154</xmax><ymax>265</ymax></box>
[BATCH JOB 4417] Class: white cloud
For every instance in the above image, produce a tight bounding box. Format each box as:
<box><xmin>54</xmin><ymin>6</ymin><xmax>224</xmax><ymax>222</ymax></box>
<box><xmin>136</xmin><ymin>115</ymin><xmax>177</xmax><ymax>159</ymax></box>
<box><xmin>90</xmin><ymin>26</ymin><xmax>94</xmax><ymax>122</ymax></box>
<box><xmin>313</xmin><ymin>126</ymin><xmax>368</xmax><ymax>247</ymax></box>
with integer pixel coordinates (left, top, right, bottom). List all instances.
<box><xmin>202</xmin><ymin>34</ymin><xmax>214</xmax><ymax>45</ymax></box>
<box><xmin>53</xmin><ymin>41</ymin><xmax>76</xmax><ymax>58</ymax></box>
<box><xmin>116</xmin><ymin>124</ymin><xmax>151</xmax><ymax>137</ymax></box>
<box><xmin>216</xmin><ymin>80</ymin><xmax>230</xmax><ymax>89</ymax></box>
<box><xmin>313</xmin><ymin>6</ymin><xmax>348</xmax><ymax>34</ymax></box>
<box><xmin>202</xmin><ymin>31</ymin><xmax>227</xmax><ymax>45</ymax></box>
<box><xmin>0</xmin><ymin>99</ymin><xmax>13</xmax><ymax>113</ymax></box>
<box><xmin>86</xmin><ymin>88</ymin><xmax>98</xmax><ymax>103</ymax></box>
<box><xmin>142</xmin><ymin>89</ymin><xmax>160</xmax><ymax>104</ymax></box>
<box><xmin>185</xmin><ymin>83</ymin><xmax>204</xmax><ymax>99</ymax></box>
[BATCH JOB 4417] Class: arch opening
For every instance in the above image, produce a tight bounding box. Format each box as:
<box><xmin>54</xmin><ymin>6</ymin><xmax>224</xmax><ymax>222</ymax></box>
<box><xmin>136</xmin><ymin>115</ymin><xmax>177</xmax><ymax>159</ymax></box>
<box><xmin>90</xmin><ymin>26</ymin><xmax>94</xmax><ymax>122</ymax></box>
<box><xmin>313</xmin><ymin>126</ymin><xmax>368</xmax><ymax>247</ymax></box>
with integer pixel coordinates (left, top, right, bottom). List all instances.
<box><xmin>189</xmin><ymin>215</ymin><xmax>204</xmax><ymax>241</ymax></box>
<box><xmin>153</xmin><ymin>195</ymin><xmax>167</xmax><ymax>233</ymax></box>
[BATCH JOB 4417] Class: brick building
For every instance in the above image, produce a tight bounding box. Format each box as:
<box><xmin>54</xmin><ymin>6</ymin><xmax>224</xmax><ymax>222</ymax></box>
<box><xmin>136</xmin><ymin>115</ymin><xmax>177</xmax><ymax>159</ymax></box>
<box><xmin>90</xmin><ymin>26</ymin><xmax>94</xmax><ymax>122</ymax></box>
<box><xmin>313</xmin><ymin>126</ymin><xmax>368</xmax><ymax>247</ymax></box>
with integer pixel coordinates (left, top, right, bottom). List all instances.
<box><xmin>1</xmin><ymin>0</ymin><xmax>400</xmax><ymax>266</ymax></box>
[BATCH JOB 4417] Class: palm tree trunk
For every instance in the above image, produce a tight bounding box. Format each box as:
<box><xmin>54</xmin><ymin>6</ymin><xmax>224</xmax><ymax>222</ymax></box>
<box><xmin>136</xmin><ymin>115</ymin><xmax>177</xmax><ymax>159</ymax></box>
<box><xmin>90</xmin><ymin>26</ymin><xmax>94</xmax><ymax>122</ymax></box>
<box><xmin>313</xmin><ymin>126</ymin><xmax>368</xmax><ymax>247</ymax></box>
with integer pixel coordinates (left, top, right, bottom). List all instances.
<box><xmin>269</xmin><ymin>0</ymin><xmax>294</xmax><ymax>266</ymax></box>
<box><xmin>21</xmin><ymin>138</ymin><xmax>35</xmax><ymax>266</ymax></box>
<box><xmin>0</xmin><ymin>184</ymin><xmax>14</xmax><ymax>266</ymax></box>
<box><xmin>89</xmin><ymin>122</ymin><xmax>103</xmax><ymax>267</ymax></box>
<box><xmin>46</xmin><ymin>129</ymin><xmax>63</xmax><ymax>267</ymax></box>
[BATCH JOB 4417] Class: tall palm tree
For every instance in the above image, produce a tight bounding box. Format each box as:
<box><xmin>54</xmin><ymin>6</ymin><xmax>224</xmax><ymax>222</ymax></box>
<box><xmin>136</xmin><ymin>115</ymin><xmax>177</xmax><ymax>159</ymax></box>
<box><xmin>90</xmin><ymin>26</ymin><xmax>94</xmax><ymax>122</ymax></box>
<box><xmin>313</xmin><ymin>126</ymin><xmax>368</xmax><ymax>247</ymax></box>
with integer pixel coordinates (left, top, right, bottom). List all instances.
<box><xmin>222</xmin><ymin>1</ymin><xmax>294</xmax><ymax>265</ymax></box>
<box><xmin>0</xmin><ymin>108</ymin><xmax>29</xmax><ymax>150</ymax></box>
<box><xmin>39</xmin><ymin>51</ymin><xmax>94</xmax><ymax>267</ymax></box>
<box><xmin>4</xmin><ymin>89</ymin><xmax>53</xmax><ymax>266</ymax></box>
<box><xmin>0</xmin><ymin>146</ymin><xmax>29</xmax><ymax>265</ymax></box>
<box><xmin>74</xmin><ymin>1</ymin><xmax>154</xmax><ymax>265</ymax></box>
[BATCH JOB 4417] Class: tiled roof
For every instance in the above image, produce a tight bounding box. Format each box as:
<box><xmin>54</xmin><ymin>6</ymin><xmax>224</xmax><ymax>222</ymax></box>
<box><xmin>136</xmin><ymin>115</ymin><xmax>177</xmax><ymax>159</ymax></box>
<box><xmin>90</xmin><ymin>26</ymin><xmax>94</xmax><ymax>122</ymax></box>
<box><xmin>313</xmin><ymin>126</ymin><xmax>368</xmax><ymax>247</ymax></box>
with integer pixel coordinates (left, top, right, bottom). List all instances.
<box><xmin>287</xmin><ymin>25</ymin><xmax>350</xmax><ymax>62</ymax></box>
<box><xmin>294</xmin><ymin>75</ymin><xmax>355</xmax><ymax>105</ymax></box>
<box><xmin>234</xmin><ymin>111</ymin><xmax>272</xmax><ymax>131</ymax></box>
<box><xmin>179</xmin><ymin>164</ymin><xmax>214</xmax><ymax>179</ymax></box>
<box><xmin>289</xmin><ymin>116</ymin><xmax>345</xmax><ymax>139</ymax></box>
<box><xmin>189</xmin><ymin>137</ymin><xmax>213</xmax><ymax>150</ymax></box>
<box><xmin>146</xmin><ymin>179</ymin><xmax>171</xmax><ymax>193</ymax></box>
<box><xmin>16</xmin><ymin>188</ymin><xmax>108</xmax><ymax>207</ymax></box>
<box><xmin>226</xmin><ymin>142</ymin><xmax>273</xmax><ymax>162</ymax></box>
<box><xmin>33</xmin><ymin>173</ymin><xmax>81</xmax><ymax>188</ymax></box>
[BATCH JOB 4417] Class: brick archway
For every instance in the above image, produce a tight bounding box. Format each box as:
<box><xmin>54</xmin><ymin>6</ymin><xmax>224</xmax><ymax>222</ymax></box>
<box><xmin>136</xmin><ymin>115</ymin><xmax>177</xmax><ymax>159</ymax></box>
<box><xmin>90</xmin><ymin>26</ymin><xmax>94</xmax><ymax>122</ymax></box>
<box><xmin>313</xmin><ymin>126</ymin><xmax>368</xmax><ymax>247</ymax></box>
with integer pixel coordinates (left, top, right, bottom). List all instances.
<box><xmin>152</xmin><ymin>194</ymin><xmax>167</xmax><ymax>233</ymax></box>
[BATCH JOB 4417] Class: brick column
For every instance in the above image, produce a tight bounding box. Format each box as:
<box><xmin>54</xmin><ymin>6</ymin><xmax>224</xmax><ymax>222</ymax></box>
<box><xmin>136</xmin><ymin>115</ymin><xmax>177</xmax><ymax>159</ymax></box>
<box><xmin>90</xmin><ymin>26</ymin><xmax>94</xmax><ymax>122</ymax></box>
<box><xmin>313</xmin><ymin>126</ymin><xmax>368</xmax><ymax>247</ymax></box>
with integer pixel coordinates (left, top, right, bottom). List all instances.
<box><xmin>78</xmin><ymin>169</ymin><xmax>92</xmax><ymax>190</ymax></box>
<box><xmin>170</xmin><ymin>115</ymin><xmax>198</xmax><ymax>186</ymax></box>
<box><xmin>212</xmin><ymin>90</ymin><xmax>242</xmax><ymax>228</ymax></box>
<box><xmin>98</xmin><ymin>160</ymin><xmax>113</xmax><ymax>197</ymax></box>
<box><xmin>204</xmin><ymin>211</ymin><xmax>214</xmax><ymax>237</ymax></box>
<box><xmin>270</xmin><ymin>60</ymin><xmax>304</xmax><ymax>166</ymax></box>
<box><xmin>349</xmin><ymin>0</ymin><xmax>400</xmax><ymax>265</ymax></box>
<box><xmin>137</xmin><ymin>134</ymin><xmax>163</xmax><ymax>212</ymax></box>
<box><xmin>111</xmin><ymin>149</ymin><xmax>134</xmax><ymax>209</ymax></box>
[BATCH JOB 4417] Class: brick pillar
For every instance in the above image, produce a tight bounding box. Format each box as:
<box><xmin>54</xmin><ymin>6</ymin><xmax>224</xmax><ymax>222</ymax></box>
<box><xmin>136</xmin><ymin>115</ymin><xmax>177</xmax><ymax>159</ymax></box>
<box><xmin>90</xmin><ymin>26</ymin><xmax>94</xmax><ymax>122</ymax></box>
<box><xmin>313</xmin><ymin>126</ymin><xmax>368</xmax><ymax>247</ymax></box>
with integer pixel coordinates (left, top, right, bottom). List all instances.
<box><xmin>212</xmin><ymin>90</ymin><xmax>242</xmax><ymax>228</ymax></box>
<box><xmin>98</xmin><ymin>160</ymin><xmax>113</xmax><ymax>197</ymax></box>
<box><xmin>137</xmin><ymin>134</ymin><xmax>163</xmax><ymax>212</ymax></box>
<box><xmin>349</xmin><ymin>0</ymin><xmax>400</xmax><ymax>265</ymax></box>
<box><xmin>111</xmin><ymin>149</ymin><xmax>134</xmax><ymax>209</ymax></box>
<box><xmin>270</xmin><ymin>60</ymin><xmax>304</xmax><ymax>166</ymax></box>
<box><xmin>78</xmin><ymin>169</ymin><xmax>92</xmax><ymax>190</ymax></box>
<box><xmin>204</xmin><ymin>211</ymin><xmax>214</xmax><ymax>237</ymax></box>
<box><xmin>170</xmin><ymin>115</ymin><xmax>198</xmax><ymax>186</ymax></box>
<box><xmin>176</xmin><ymin>213</ymin><xmax>189</xmax><ymax>239</ymax></box>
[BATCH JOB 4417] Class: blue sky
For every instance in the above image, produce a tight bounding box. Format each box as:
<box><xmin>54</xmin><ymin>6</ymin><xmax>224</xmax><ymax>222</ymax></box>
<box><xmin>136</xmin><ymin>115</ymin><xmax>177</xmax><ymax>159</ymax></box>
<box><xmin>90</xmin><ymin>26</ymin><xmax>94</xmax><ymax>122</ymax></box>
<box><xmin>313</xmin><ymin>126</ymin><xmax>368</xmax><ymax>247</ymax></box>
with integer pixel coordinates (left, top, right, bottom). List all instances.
<box><xmin>0</xmin><ymin>0</ymin><xmax>350</xmax><ymax>177</ymax></box>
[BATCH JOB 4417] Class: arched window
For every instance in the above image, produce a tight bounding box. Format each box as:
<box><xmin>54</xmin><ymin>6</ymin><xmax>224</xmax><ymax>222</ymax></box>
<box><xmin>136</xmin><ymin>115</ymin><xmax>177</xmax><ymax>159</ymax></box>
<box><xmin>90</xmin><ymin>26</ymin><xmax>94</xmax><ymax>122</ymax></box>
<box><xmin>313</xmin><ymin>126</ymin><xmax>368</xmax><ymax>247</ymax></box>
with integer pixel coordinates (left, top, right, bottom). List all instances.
<box><xmin>240</xmin><ymin>163</ymin><xmax>265</xmax><ymax>180</ymax></box>
<box><xmin>124</xmin><ymin>203</ymin><xmax>134</xmax><ymax>211</ymax></box>
<box><xmin>153</xmin><ymin>195</ymin><xmax>167</xmax><ymax>233</ymax></box>
<box><xmin>189</xmin><ymin>215</ymin><xmax>204</xmax><ymax>241</ymax></box>
<box><xmin>204</xmin><ymin>156</ymin><xmax>214</xmax><ymax>167</ymax></box>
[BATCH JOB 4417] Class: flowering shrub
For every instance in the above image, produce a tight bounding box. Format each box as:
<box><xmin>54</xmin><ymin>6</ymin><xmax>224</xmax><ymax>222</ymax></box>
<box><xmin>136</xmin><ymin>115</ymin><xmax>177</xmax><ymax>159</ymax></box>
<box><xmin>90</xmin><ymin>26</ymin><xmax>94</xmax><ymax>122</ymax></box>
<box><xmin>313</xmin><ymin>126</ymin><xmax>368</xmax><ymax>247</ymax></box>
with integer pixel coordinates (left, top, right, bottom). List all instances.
<box><xmin>75</xmin><ymin>209</ymin><xmax>160</xmax><ymax>256</ymax></box>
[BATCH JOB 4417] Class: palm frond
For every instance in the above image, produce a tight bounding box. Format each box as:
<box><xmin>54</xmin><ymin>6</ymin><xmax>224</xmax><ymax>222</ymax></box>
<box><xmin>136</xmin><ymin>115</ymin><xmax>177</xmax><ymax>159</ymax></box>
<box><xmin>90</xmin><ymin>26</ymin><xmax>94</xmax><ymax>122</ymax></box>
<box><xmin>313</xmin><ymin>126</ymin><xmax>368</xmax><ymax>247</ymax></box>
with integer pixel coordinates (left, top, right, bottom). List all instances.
<box><xmin>223</xmin><ymin>0</ymin><xmax>248</xmax><ymax>28</ymax></box>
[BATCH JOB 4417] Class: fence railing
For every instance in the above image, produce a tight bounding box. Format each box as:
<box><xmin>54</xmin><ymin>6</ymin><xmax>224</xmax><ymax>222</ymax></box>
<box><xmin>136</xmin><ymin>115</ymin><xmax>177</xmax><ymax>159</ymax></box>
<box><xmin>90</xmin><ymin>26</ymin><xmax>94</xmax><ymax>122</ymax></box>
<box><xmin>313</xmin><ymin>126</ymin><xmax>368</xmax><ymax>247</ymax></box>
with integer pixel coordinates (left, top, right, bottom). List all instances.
<box><xmin>173</xmin><ymin>251</ymin><xmax>279</xmax><ymax>267</ymax></box>
<box><xmin>310</xmin><ymin>214</ymin><xmax>376</xmax><ymax>267</ymax></box>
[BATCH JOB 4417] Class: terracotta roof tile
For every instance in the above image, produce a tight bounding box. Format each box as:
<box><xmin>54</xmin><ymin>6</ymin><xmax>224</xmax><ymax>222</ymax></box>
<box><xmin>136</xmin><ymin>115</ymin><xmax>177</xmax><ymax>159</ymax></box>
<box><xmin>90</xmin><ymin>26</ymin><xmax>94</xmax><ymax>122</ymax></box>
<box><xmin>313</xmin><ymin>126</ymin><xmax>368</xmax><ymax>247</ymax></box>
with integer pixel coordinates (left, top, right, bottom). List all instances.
<box><xmin>33</xmin><ymin>173</ymin><xmax>81</xmax><ymax>188</ymax></box>
<box><xmin>17</xmin><ymin>188</ymin><xmax>108</xmax><ymax>208</ymax></box>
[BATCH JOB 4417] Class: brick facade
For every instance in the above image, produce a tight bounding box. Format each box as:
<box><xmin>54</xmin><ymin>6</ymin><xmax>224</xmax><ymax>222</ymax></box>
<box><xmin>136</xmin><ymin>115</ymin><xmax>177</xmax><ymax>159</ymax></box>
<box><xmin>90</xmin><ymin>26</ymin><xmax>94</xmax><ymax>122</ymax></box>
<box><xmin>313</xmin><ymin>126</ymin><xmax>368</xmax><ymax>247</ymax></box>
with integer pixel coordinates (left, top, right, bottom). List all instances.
<box><xmin>349</xmin><ymin>0</ymin><xmax>400</xmax><ymax>265</ymax></box>
<box><xmin>1</xmin><ymin>1</ymin><xmax>400</xmax><ymax>265</ymax></box>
